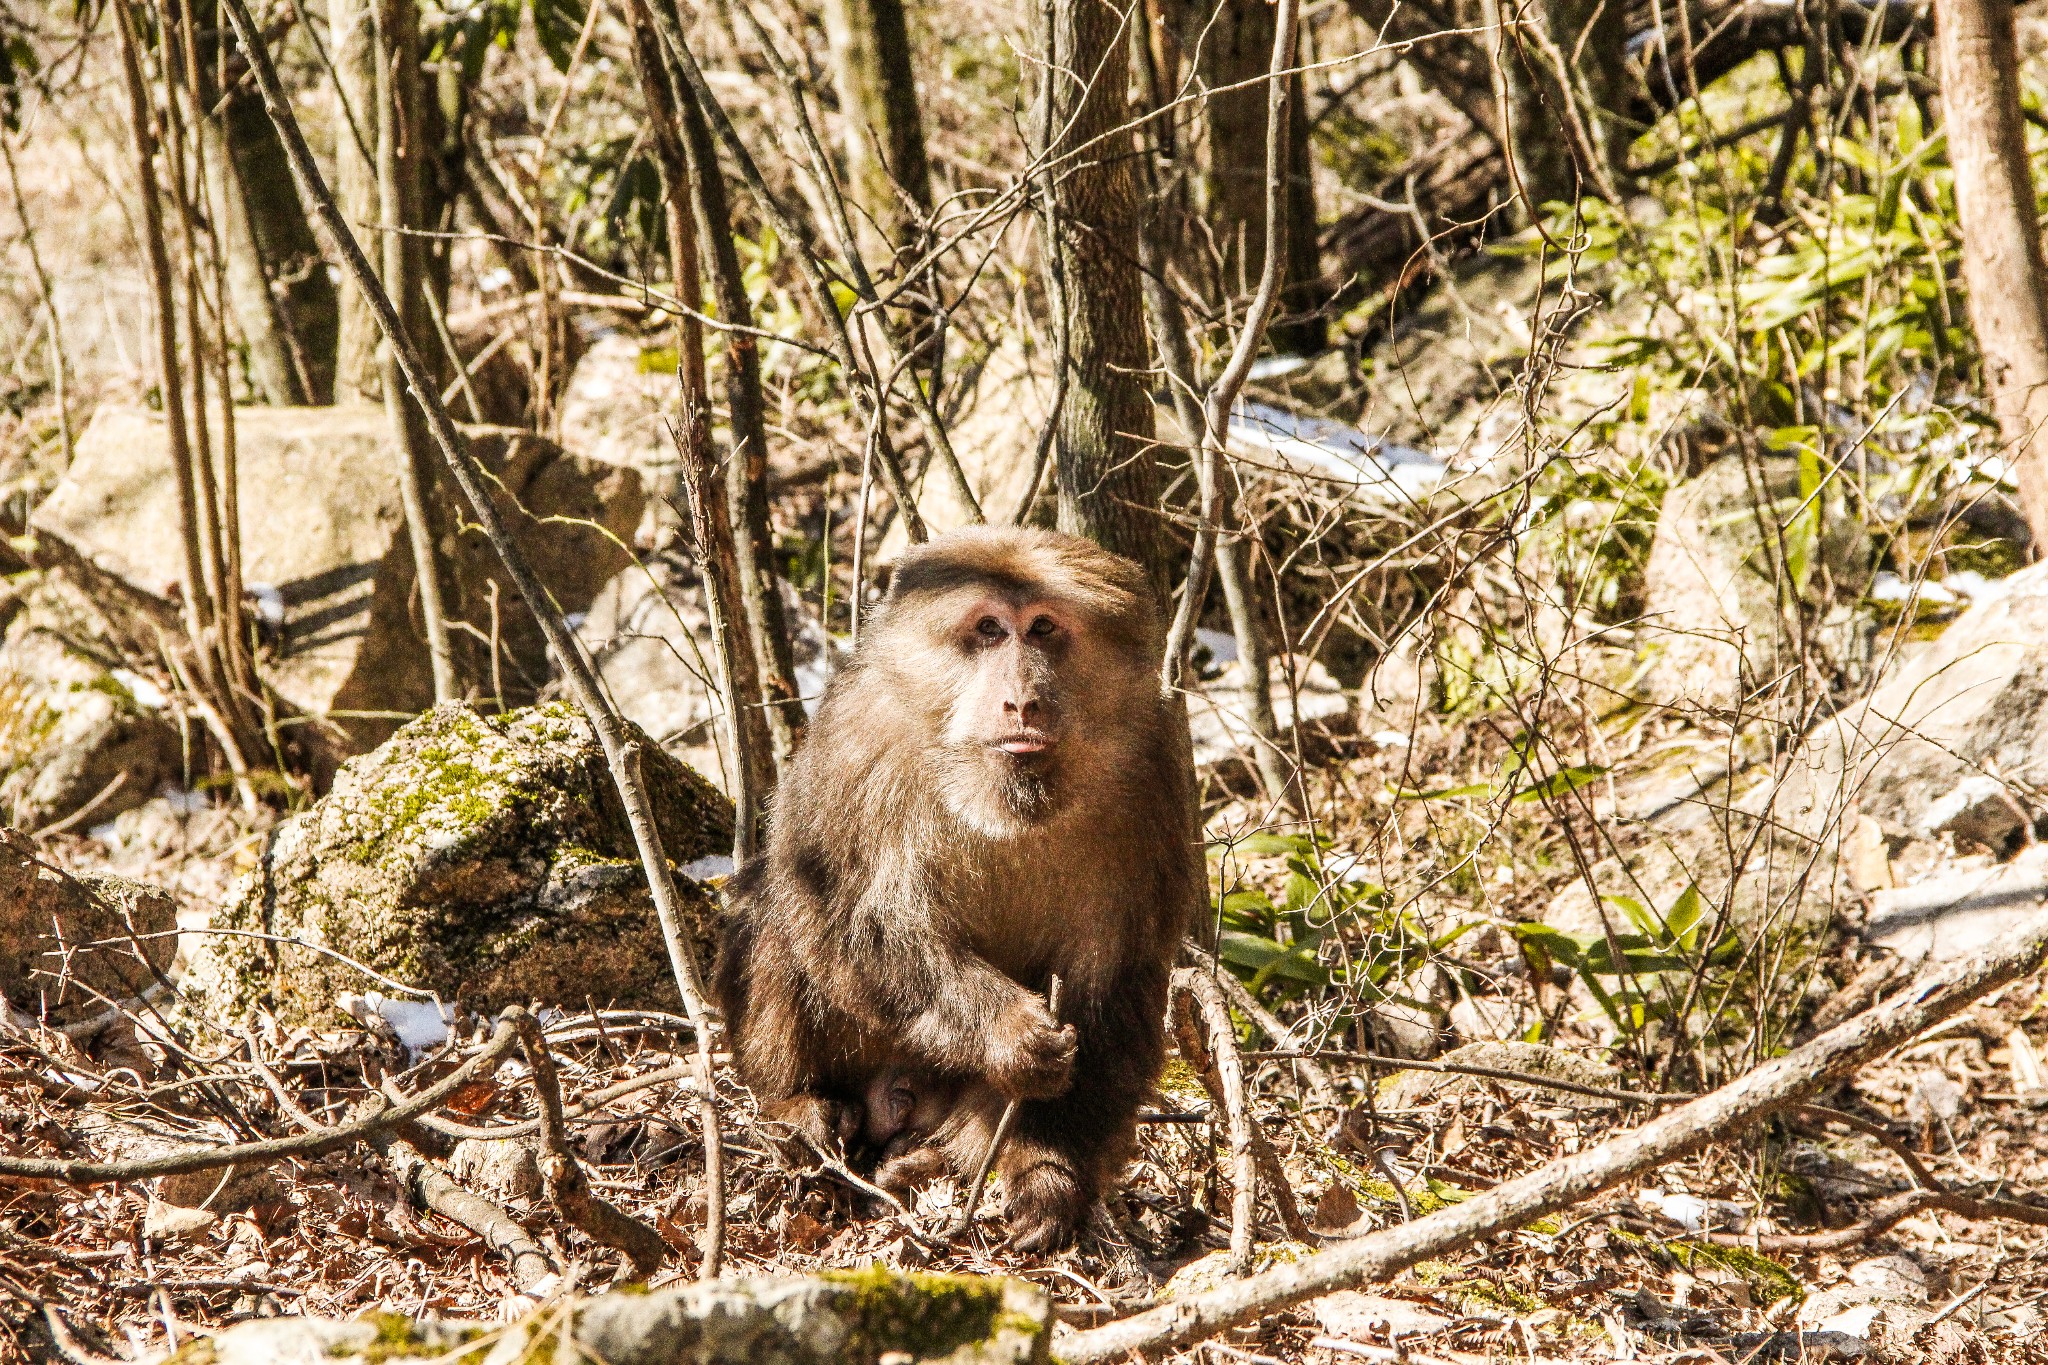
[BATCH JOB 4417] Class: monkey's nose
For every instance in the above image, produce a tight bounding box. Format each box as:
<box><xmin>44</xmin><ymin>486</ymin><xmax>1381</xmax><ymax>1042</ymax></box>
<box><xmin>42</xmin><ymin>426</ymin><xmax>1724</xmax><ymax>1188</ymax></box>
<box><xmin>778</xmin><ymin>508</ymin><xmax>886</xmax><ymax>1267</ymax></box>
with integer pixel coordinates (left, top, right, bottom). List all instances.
<box><xmin>1008</xmin><ymin>698</ymin><xmax>1043</xmax><ymax>727</ymax></box>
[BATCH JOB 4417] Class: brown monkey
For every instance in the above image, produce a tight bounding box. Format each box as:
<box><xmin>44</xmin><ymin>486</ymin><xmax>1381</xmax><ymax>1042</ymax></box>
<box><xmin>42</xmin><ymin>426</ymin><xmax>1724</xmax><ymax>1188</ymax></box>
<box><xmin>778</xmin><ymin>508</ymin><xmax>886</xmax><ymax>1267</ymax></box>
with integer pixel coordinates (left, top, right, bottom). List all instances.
<box><xmin>714</xmin><ymin>526</ymin><xmax>1201</xmax><ymax>1249</ymax></box>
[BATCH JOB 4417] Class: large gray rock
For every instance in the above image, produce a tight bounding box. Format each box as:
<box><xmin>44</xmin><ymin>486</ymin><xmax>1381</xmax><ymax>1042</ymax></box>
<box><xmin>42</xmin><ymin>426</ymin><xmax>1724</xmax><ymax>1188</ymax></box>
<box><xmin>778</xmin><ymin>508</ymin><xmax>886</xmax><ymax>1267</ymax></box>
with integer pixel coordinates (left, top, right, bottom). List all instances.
<box><xmin>1775</xmin><ymin>560</ymin><xmax>2048</xmax><ymax>850</ymax></box>
<box><xmin>28</xmin><ymin>406</ymin><xmax>644</xmax><ymax>773</ymax></box>
<box><xmin>179</xmin><ymin>702</ymin><xmax>731</xmax><ymax>1025</ymax></box>
<box><xmin>0</xmin><ymin>576</ymin><xmax>180</xmax><ymax>830</ymax></box>
<box><xmin>1637</xmin><ymin>455</ymin><xmax>1868</xmax><ymax>711</ymax></box>
<box><xmin>579</xmin><ymin>556</ymin><xmax>839</xmax><ymax>788</ymax></box>
<box><xmin>0</xmin><ymin>825</ymin><xmax>176</xmax><ymax>1023</ymax></box>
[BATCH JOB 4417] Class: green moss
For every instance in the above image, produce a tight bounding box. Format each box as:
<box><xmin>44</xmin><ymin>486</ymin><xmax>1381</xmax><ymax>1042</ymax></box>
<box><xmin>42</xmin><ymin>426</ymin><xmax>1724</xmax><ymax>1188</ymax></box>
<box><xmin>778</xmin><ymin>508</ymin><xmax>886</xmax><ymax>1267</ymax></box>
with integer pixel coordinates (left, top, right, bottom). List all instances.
<box><xmin>823</xmin><ymin>1265</ymin><xmax>1026</xmax><ymax>1359</ymax></box>
<box><xmin>1609</xmin><ymin>1229</ymin><xmax>1802</xmax><ymax>1305</ymax></box>
<box><xmin>357</xmin><ymin>1310</ymin><xmax>427</xmax><ymax>1361</ymax></box>
<box><xmin>342</xmin><ymin>710</ymin><xmax>536</xmax><ymax>868</ymax></box>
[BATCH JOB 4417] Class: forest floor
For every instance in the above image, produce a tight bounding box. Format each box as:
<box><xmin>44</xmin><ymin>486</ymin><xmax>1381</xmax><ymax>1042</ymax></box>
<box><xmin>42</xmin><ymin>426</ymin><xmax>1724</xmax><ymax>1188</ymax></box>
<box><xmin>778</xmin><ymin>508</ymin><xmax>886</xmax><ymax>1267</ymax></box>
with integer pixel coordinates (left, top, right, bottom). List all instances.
<box><xmin>8</xmin><ymin>729</ymin><xmax>2048</xmax><ymax>1364</ymax></box>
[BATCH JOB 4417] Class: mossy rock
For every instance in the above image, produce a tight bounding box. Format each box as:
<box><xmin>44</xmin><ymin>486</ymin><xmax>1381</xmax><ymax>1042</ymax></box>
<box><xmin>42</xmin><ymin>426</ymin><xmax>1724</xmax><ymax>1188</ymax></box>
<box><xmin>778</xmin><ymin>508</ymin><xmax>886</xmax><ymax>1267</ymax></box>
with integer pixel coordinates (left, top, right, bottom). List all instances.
<box><xmin>188</xmin><ymin>1270</ymin><xmax>1050</xmax><ymax>1364</ymax></box>
<box><xmin>0</xmin><ymin>825</ymin><xmax>176</xmax><ymax>1023</ymax></box>
<box><xmin>179</xmin><ymin>702</ymin><xmax>732</xmax><ymax>1025</ymax></box>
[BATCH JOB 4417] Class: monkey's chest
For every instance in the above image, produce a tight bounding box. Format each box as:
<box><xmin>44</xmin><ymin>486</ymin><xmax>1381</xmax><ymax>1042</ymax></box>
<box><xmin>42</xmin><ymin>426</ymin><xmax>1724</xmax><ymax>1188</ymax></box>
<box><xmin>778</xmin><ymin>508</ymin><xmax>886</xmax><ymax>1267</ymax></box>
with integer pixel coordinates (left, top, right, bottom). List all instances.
<box><xmin>944</xmin><ymin>851</ymin><xmax>1131</xmax><ymax>988</ymax></box>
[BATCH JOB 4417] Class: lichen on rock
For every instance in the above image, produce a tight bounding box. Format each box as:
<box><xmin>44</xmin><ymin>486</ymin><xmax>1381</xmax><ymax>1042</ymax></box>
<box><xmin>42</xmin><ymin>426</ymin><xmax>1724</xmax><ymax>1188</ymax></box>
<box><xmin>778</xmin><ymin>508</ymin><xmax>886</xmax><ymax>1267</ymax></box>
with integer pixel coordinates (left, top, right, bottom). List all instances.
<box><xmin>187</xmin><ymin>1271</ymin><xmax>1051</xmax><ymax>1365</ymax></box>
<box><xmin>179</xmin><ymin>701</ymin><xmax>732</xmax><ymax>1025</ymax></box>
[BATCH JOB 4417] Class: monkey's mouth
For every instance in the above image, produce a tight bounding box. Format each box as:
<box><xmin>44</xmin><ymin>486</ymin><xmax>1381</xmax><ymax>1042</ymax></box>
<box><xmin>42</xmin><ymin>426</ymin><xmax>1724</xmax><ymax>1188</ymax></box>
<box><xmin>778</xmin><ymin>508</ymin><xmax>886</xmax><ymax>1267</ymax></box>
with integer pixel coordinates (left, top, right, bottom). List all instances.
<box><xmin>994</xmin><ymin>732</ymin><xmax>1055</xmax><ymax>755</ymax></box>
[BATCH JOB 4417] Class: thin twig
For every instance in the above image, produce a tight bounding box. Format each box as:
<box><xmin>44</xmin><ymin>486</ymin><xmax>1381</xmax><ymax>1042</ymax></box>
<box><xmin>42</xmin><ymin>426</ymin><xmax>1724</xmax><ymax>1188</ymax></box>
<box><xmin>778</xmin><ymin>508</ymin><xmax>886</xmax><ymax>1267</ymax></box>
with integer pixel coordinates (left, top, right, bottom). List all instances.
<box><xmin>949</xmin><ymin>976</ymin><xmax>1062</xmax><ymax>1239</ymax></box>
<box><xmin>214</xmin><ymin>0</ymin><xmax>729</xmax><ymax>1276</ymax></box>
<box><xmin>0</xmin><ymin>1017</ymin><xmax>520</xmax><ymax>1183</ymax></box>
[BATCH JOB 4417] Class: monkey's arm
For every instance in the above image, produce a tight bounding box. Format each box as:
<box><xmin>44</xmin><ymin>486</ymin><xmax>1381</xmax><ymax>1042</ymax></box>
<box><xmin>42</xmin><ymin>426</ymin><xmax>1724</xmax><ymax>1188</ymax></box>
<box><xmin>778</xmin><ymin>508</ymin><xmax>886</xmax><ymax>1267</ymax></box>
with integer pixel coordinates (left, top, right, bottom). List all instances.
<box><xmin>823</xmin><ymin>902</ymin><xmax>1077</xmax><ymax>1100</ymax></box>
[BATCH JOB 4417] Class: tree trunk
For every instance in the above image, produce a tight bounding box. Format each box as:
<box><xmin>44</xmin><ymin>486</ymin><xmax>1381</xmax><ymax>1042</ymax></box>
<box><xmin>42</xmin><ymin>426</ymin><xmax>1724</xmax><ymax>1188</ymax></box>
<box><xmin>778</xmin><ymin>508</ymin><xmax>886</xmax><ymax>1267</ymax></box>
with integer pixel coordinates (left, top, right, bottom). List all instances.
<box><xmin>329</xmin><ymin>0</ymin><xmax>381</xmax><ymax>402</ymax></box>
<box><xmin>1037</xmin><ymin>0</ymin><xmax>1167</xmax><ymax>591</ymax></box>
<box><xmin>678</xmin><ymin>92</ymin><xmax>808</xmax><ymax>771</ymax></box>
<box><xmin>627</xmin><ymin>0</ymin><xmax>806</xmax><ymax>776</ymax></box>
<box><xmin>192</xmin><ymin>0</ymin><xmax>338</xmax><ymax>404</ymax></box>
<box><xmin>821</xmin><ymin>0</ymin><xmax>934</xmax><ymax>253</ymax></box>
<box><xmin>1937</xmin><ymin>0</ymin><xmax>2048</xmax><ymax>547</ymax></box>
<box><xmin>1194</xmin><ymin>0</ymin><xmax>1324</xmax><ymax>352</ymax></box>
<box><xmin>1489</xmin><ymin>0</ymin><xmax>1628</xmax><ymax>211</ymax></box>
<box><xmin>330</xmin><ymin>0</ymin><xmax>436</xmax><ymax>404</ymax></box>
<box><xmin>628</xmin><ymin>0</ymin><xmax>777</xmax><ymax>847</ymax></box>
<box><xmin>371</xmin><ymin>0</ymin><xmax>458</xmax><ymax>699</ymax></box>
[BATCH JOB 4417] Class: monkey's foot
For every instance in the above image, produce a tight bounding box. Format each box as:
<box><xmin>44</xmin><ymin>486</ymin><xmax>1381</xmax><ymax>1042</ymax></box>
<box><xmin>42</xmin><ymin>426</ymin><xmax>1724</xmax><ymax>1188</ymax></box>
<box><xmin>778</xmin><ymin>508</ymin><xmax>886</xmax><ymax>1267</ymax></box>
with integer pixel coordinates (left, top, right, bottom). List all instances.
<box><xmin>874</xmin><ymin>1144</ymin><xmax>950</xmax><ymax>1198</ymax></box>
<box><xmin>760</xmin><ymin>1095</ymin><xmax>862</xmax><ymax>1166</ymax></box>
<box><xmin>1003</xmin><ymin>1159</ymin><xmax>1088</xmax><ymax>1252</ymax></box>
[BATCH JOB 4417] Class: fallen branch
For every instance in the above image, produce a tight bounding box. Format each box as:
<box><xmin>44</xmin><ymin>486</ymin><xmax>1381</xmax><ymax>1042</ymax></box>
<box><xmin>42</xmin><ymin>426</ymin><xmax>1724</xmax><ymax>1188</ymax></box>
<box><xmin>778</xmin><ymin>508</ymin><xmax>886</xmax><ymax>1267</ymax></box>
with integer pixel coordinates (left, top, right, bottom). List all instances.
<box><xmin>1702</xmin><ymin>1186</ymin><xmax>2048</xmax><ymax>1252</ymax></box>
<box><xmin>215</xmin><ymin>0</ymin><xmax>728</xmax><ymax>1275</ymax></box>
<box><xmin>509</xmin><ymin>1007</ymin><xmax>669</xmax><ymax>1275</ymax></box>
<box><xmin>1059</xmin><ymin>910</ymin><xmax>2048</xmax><ymax>1362</ymax></box>
<box><xmin>0</xmin><ymin>1017</ymin><xmax>520</xmax><ymax>1185</ymax></box>
<box><xmin>397</xmin><ymin>1060</ymin><xmax>698</xmax><ymax>1141</ymax></box>
<box><xmin>382</xmin><ymin>1136</ymin><xmax>557</xmax><ymax>1294</ymax></box>
<box><xmin>1245</xmin><ymin>1050</ymin><xmax>1691</xmax><ymax>1108</ymax></box>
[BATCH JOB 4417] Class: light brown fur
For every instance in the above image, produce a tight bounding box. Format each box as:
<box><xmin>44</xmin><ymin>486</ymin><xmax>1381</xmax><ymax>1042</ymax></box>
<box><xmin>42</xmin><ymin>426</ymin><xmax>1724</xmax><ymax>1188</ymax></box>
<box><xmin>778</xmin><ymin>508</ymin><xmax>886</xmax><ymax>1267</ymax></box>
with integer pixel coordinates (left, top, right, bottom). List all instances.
<box><xmin>714</xmin><ymin>526</ymin><xmax>1201</xmax><ymax>1249</ymax></box>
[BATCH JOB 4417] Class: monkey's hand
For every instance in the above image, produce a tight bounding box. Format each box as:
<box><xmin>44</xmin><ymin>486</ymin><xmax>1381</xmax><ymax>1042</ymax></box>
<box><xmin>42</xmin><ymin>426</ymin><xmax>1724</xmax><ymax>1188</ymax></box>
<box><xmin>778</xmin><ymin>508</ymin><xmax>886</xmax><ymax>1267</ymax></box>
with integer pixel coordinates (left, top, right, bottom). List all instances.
<box><xmin>986</xmin><ymin>994</ymin><xmax>1077</xmax><ymax>1100</ymax></box>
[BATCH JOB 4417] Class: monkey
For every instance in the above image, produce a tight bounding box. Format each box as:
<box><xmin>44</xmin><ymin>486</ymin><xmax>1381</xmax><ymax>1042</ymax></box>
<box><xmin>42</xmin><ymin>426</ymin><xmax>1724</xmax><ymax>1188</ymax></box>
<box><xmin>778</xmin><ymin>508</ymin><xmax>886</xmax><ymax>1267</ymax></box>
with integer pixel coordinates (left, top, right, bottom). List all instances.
<box><xmin>714</xmin><ymin>525</ymin><xmax>1202</xmax><ymax>1250</ymax></box>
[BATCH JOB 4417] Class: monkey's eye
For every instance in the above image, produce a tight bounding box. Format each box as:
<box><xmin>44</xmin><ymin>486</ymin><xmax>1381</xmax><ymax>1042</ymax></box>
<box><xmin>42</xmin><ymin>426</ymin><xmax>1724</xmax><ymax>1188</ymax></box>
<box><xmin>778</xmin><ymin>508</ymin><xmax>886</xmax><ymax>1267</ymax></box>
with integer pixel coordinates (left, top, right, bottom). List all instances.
<box><xmin>1027</xmin><ymin>616</ymin><xmax>1057</xmax><ymax>638</ymax></box>
<box><xmin>975</xmin><ymin>616</ymin><xmax>1006</xmax><ymax>640</ymax></box>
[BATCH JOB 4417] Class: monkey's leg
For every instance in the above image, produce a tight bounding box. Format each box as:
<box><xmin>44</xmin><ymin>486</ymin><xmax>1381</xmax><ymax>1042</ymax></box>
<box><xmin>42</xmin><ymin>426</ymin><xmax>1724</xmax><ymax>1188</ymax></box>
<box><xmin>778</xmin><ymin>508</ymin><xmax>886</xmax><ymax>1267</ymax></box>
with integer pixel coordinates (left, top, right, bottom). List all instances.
<box><xmin>972</xmin><ymin>973</ymin><xmax>1168</xmax><ymax>1252</ymax></box>
<box><xmin>723</xmin><ymin>930</ymin><xmax>866</xmax><ymax>1161</ymax></box>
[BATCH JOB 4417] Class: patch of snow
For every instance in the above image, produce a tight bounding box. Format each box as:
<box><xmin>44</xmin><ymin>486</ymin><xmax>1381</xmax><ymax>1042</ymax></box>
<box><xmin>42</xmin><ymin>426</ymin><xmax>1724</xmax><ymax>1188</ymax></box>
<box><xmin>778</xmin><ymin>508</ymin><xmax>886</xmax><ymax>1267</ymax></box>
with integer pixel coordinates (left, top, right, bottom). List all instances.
<box><xmin>110</xmin><ymin>668</ymin><xmax>167</xmax><ymax>709</ymax></box>
<box><xmin>1194</xmin><ymin>627</ymin><xmax>1239</xmax><ymax>665</ymax></box>
<box><xmin>682</xmin><ymin>854</ymin><xmax>735</xmax><ymax>881</ymax></box>
<box><xmin>339</xmin><ymin>991</ymin><xmax>457</xmax><ymax>1053</ymax></box>
<box><xmin>246</xmin><ymin>582</ymin><xmax>286</xmax><ymax>626</ymax></box>
<box><xmin>1227</xmin><ymin>401</ymin><xmax>1452</xmax><ymax>504</ymax></box>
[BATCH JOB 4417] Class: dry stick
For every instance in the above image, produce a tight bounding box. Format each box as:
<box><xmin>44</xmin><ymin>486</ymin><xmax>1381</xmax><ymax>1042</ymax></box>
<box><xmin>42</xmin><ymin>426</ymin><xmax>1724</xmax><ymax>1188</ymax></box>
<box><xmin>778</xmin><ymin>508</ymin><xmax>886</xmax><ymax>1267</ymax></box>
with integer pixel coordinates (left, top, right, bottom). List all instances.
<box><xmin>204</xmin><ymin>0</ymin><xmax>729</xmax><ymax>1277</ymax></box>
<box><xmin>639</xmin><ymin>0</ymin><xmax>926</xmax><ymax>544</ymax></box>
<box><xmin>507</xmin><ymin>1008</ymin><xmax>668</xmax><ymax>1276</ymax></box>
<box><xmin>246</xmin><ymin>1023</ymin><xmax>558</xmax><ymax>1292</ymax></box>
<box><xmin>1174</xmin><ymin>969</ymin><xmax>1312</xmax><ymax>1263</ymax></box>
<box><xmin>1059</xmin><ymin>911</ymin><xmax>2048</xmax><ymax>1363</ymax></box>
<box><xmin>381</xmin><ymin>1136</ymin><xmax>557</xmax><ymax>1293</ymax></box>
<box><xmin>0</xmin><ymin>1017</ymin><xmax>521</xmax><ymax>1183</ymax></box>
<box><xmin>1705</xmin><ymin>1185</ymin><xmax>2048</xmax><ymax>1253</ymax></box>
<box><xmin>1241</xmin><ymin>1050</ymin><xmax>1693</xmax><ymax>1108</ymax></box>
<box><xmin>1159</xmin><ymin>0</ymin><xmax>1301</xmax><ymax>692</ymax></box>
<box><xmin>399</xmin><ymin>1059</ymin><xmax>697</xmax><ymax>1141</ymax></box>
<box><xmin>949</xmin><ymin>976</ymin><xmax>1062</xmax><ymax>1239</ymax></box>
<box><xmin>1187</xmin><ymin>941</ymin><xmax>1338</xmax><ymax>1108</ymax></box>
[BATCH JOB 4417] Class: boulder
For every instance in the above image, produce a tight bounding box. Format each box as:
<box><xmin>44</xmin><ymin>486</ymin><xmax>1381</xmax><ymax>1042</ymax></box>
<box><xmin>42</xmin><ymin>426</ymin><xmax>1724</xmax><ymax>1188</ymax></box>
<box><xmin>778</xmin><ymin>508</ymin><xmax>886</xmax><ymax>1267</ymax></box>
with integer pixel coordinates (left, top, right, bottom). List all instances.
<box><xmin>578</xmin><ymin>556</ymin><xmax>839</xmax><ymax>787</ymax></box>
<box><xmin>178</xmin><ymin>702</ymin><xmax>732</xmax><ymax>1025</ymax></box>
<box><xmin>1777</xmin><ymin>560</ymin><xmax>2048</xmax><ymax>850</ymax></box>
<box><xmin>1637</xmin><ymin>454</ymin><xmax>1869</xmax><ymax>711</ymax></box>
<box><xmin>0</xmin><ymin>576</ymin><xmax>180</xmax><ymax>830</ymax></box>
<box><xmin>1863</xmin><ymin>843</ymin><xmax>2048</xmax><ymax>965</ymax></box>
<box><xmin>27</xmin><ymin>406</ymin><xmax>645</xmax><ymax>774</ymax></box>
<box><xmin>0</xmin><ymin>825</ymin><xmax>177</xmax><ymax>1023</ymax></box>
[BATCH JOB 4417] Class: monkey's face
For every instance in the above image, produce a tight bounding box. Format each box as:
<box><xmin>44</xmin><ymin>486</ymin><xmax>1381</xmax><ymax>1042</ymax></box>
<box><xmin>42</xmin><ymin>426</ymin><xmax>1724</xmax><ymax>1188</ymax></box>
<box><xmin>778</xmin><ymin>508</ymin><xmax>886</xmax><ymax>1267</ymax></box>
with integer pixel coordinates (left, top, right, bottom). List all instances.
<box><xmin>856</xmin><ymin>526</ymin><xmax>1161</xmax><ymax>836</ymax></box>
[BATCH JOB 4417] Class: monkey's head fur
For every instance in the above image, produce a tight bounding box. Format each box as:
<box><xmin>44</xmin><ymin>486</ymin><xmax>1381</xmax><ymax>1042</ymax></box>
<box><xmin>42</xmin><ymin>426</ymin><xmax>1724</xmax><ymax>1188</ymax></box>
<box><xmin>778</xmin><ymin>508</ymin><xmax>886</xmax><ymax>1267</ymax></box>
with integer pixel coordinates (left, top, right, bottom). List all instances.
<box><xmin>834</xmin><ymin>526</ymin><xmax>1163</xmax><ymax>836</ymax></box>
